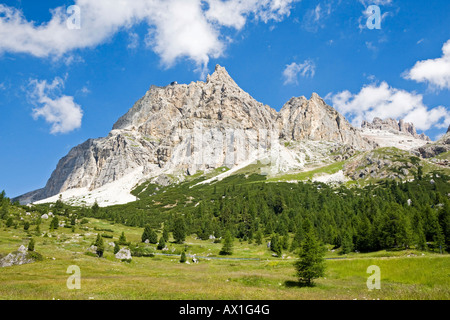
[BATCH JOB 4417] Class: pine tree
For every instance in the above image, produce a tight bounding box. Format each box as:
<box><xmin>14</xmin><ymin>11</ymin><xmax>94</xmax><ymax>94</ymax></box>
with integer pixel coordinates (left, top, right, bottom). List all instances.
<box><xmin>119</xmin><ymin>232</ymin><xmax>127</xmax><ymax>245</ymax></box>
<box><xmin>173</xmin><ymin>217</ymin><xmax>186</xmax><ymax>244</ymax></box>
<box><xmin>220</xmin><ymin>230</ymin><xmax>234</xmax><ymax>255</ymax></box>
<box><xmin>295</xmin><ymin>229</ymin><xmax>326</xmax><ymax>286</ymax></box>
<box><xmin>180</xmin><ymin>251</ymin><xmax>187</xmax><ymax>263</ymax></box>
<box><xmin>114</xmin><ymin>242</ymin><xmax>120</xmax><ymax>255</ymax></box>
<box><xmin>340</xmin><ymin>231</ymin><xmax>353</xmax><ymax>254</ymax></box>
<box><xmin>255</xmin><ymin>230</ymin><xmax>263</xmax><ymax>245</ymax></box>
<box><xmin>23</xmin><ymin>221</ymin><xmax>30</xmax><ymax>231</ymax></box>
<box><xmin>141</xmin><ymin>225</ymin><xmax>153</xmax><ymax>243</ymax></box>
<box><xmin>92</xmin><ymin>201</ymin><xmax>100</xmax><ymax>216</ymax></box>
<box><xmin>1</xmin><ymin>203</ymin><xmax>9</xmax><ymax>220</ymax></box>
<box><xmin>6</xmin><ymin>217</ymin><xmax>13</xmax><ymax>227</ymax></box>
<box><xmin>162</xmin><ymin>226</ymin><xmax>169</xmax><ymax>242</ymax></box>
<box><xmin>28</xmin><ymin>238</ymin><xmax>35</xmax><ymax>252</ymax></box>
<box><xmin>95</xmin><ymin>234</ymin><xmax>104</xmax><ymax>257</ymax></box>
<box><xmin>50</xmin><ymin>217</ymin><xmax>59</xmax><ymax>230</ymax></box>
<box><xmin>270</xmin><ymin>234</ymin><xmax>282</xmax><ymax>257</ymax></box>
<box><xmin>434</xmin><ymin>224</ymin><xmax>445</xmax><ymax>254</ymax></box>
<box><xmin>157</xmin><ymin>236</ymin><xmax>166</xmax><ymax>250</ymax></box>
<box><xmin>282</xmin><ymin>234</ymin><xmax>290</xmax><ymax>250</ymax></box>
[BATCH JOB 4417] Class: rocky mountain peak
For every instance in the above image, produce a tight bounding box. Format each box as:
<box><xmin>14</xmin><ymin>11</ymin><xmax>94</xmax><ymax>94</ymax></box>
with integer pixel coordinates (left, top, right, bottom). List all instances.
<box><xmin>362</xmin><ymin>117</ymin><xmax>431</xmax><ymax>141</ymax></box>
<box><xmin>16</xmin><ymin>66</ymin><xmax>375</xmax><ymax>206</ymax></box>
<box><xmin>206</xmin><ymin>65</ymin><xmax>236</xmax><ymax>85</ymax></box>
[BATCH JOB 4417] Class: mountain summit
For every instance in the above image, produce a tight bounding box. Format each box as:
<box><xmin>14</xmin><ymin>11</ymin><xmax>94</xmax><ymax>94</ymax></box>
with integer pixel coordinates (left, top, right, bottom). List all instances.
<box><xmin>17</xmin><ymin>65</ymin><xmax>374</xmax><ymax>206</ymax></box>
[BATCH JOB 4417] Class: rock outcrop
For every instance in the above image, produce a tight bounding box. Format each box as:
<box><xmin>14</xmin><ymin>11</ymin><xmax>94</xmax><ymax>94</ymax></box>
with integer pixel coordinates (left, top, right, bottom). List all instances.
<box><xmin>344</xmin><ymin>148</ymin><xmax>421</xmax><ymax>181</ymax></box>
<box><xmin>415</xmin><ymin>125</ymin><xmax>450</xmax><ymax>158</ymax></box>
<box><xmin>279</xmin><ymin>94</ymin><xmax>373</xmax><ymax>149</ymax></box>
<box><xmin>115</xmin><ymin>248</ymin><xmax>132</xmax><ymax>260</ymax></box>
<box><xmin>16</xmin><ymin>65</ymin><xmax>374</xmax><ymax>205</ymax></box>
<box><xmin>361</xmin><ymin>117</ymin><xmax>431</xmax><ymax>141</ymax></box>
<box><xmin>0</xmin><ymin>245</ymin><xmax>41</xmax><ymax>268</ymax></box>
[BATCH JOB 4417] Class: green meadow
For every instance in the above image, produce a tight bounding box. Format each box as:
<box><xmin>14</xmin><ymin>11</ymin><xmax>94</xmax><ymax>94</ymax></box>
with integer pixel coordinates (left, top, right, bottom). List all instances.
<box><xmin>0</xmin><ymin>216</ymin><xmax>448</xmax><ymax>300</ymax></box>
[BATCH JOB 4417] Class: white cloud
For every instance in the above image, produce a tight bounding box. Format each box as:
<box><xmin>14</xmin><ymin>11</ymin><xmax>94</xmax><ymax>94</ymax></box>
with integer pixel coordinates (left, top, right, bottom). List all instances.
<box><xmin>29</xmin><ymin>77</ymin><xmax>83</xmax><ymax>134</ymax></box>
<box><xmin>127</xmin><ymin>32</ymin><xmax>139</xmax><ymax>50</ymax></box>
<box><xmin>205</xmin><ymin>0</ymin><xmax>297</xmax><ymax>29</ymax></box>
<box><xmin>328</xmin><ymin>82</ymin><xmax>450</xmax><ymax>131</ymax></box>
<box><xmin>359</xmin><ymin>0</ymin><xmax>392</xmax><ymax>6</ymax></box>
<box><xmin>301</xmin><ymin>1</ymin><xmax>335</xmax><ymax>33</ymax></box>
<box><xmin>404</xmin><ymin>39</ymin><xmax>450</xmax><ymax>90</ymax></box>
<box><xmin>283</xmin><ymin>60</ymin><xmax>316</xmax><ymax>85</ymax></box>
<box><xmin>0</xmin><ymin>0</ymin><xmax>298</xmax><ymax>76</ymax></box>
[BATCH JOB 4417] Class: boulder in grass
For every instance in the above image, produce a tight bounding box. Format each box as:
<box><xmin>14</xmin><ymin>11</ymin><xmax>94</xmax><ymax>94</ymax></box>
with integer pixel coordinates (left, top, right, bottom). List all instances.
<box><xmin>18</xmin><ymin>245</ymin><xmax>27</xmax><ymax>254</ymax></box>
<box><xmin>0</xmin><ymin>245</ymin><xmax>42</xmax><ymax>268</ymax></box>
<box><xmin>115</xmin><ymin>248</ymin><xmax>132</xmax><ymax>261</ymax></box>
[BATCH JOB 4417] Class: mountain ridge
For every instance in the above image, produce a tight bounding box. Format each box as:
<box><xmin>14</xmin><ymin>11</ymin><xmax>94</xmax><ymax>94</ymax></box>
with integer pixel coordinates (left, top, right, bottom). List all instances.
<box><xmin>17</xmin><ymin>65</ymin><xmax>434</xmax><ymax>206</ymax></box>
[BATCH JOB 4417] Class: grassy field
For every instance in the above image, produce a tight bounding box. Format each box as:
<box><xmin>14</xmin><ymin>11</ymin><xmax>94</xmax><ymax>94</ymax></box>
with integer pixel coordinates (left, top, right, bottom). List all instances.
<box><xmin>0</xmin><ymin>215</ymin><xmax>449</xmax><ymax>300</ymax></box>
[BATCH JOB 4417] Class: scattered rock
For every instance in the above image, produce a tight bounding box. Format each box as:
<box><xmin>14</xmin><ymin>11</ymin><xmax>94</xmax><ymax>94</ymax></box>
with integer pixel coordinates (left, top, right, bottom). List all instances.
<box><xmin>0</xmin><ymin>245</ymin><xmax>40</xmax><ymax>268</ymax></box>
<box><xmin>86</xmin><ymin>245</ymin><xmax>97</xmax><ymax>254</ymax></box>
<box><xmin>115</xmin><ymin>248</ymin><xmax>132</xmax><ymax>261</ymax></box>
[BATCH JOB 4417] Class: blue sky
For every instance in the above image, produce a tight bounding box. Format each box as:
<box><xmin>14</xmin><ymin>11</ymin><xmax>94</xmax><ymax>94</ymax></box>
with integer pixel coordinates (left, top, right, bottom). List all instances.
<box><xmin>1</xmin><ymin>0</ymin><xmax>450</xmax><ymax>197</ymax></box>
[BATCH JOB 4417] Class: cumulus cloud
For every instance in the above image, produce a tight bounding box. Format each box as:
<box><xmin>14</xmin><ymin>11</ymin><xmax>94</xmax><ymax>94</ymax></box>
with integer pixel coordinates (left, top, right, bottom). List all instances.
<box><xmin>404</xmin><ymin>39</ymin><xmax>450</xmax><ymax>90</ymax></box>
<box><xmin>301</xmin><ymin>1</ymin><xmax>335</xmax><ymax>33</ymax></box>
<box><xmin>283</xmin><ymin>60</ymin><xmax>316</xmax><ymax>85</ymax></box>
<box><xmin>328</xmin><ymin>82</ymin><xmax>450</xmax><ymax>131</ymax></box>
<box><xmin>29</xmin><ymin>77</ymin><xmax>83</xmax><ymax>134</ymax></box>
<box><xmin>0</xmin><ymin>0</ymin><xmax>298</xmax><ymax>76</ymax></box>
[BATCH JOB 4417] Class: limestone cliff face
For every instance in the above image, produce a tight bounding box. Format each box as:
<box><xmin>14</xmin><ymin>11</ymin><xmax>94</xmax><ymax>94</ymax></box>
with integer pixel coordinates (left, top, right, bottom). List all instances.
<box><xmin>17</xmin><ymin>65</ymin><xmax>373</xmax><ymax>204</ymax></box>
<box><xmin>415</xmin><ymin>125</ymin><xmax>450</xmax><ymax>158</ymax></box>
<box><xmin>362</xmin><ymin>117</ymin><xmax>431</xmax><ymax>141</ymax></box>
<box><xmin>279</xmin><ymin>93</ymin><xmax>373</xmax><ymax>150</ymax></box>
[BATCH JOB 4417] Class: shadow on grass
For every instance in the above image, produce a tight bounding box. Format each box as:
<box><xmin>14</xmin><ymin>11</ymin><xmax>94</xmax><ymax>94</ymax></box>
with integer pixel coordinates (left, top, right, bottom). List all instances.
<box><xmin>284</xmin><ymin>280</ymin><xmax>316</xmax><ymax>288</ymax></box>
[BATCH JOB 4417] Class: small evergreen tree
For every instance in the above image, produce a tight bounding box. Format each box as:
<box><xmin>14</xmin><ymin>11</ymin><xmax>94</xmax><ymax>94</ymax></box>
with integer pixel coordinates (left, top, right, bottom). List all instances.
<box><xmin>141</xmin><ymin>225</ymin><xmax>153</xmax><ymax>243</ymax></box>
<box><xmin>0</xmin><ymin>204</ymin><xmax>8</xmax><ymax>220</ymax></box>
<box><xmin>270</xmin><ymin>234</ymin><xmax>282</xmax><ymax>257</ymax></box>
<box><xmin>340</xmin><ymin>231</ymin><xmax>353</xmax><ymax>254</ymax></box>
<box><xmin>220</xmin><ymin>230</ymin><xmax>234</xmax><ymax>255</ymax></box>
<box><xmin>6</xmin><ymin>217</ymin><xmax>13</xmax><ymax>227</ymax></box>
<box><xmin>180</xmin><ymin>251</ymin><xmax>187</xmax><ymax>263</ymax></box>
<box><xmin>295</xmin><ymin>229</ymin><xmax>326</xmax><ymax>286</ymax></box>
<box><xmin>95</xmin><ymin>234</ymin><xmax>104</xmax><ymax>257</ymax></box>
<box><xmin>162</xmin><ymin>226</ymin><xmax>169</xmax><ymax>243</ymax></box>
<box><xmin>28</xmin><ymin>238</ymin><xmax>35</xmax><ymax>252</ymax></box>
<box><xmin>157</xmin><ymin>236</ymin><xmax>166</xmax><ymax>250</ymax></box>
<box><xmin>255</xmin><ymin>230</ymin><xmax>263</xmax><ymax>245</ymax></box>
<box><xmin>114</xmin><ymin>242</ymin><xmax>120</xmax><ymax>255</ymax></box>
<box><xmin>434</xmin><ymin>225</ymin><xmax>445</xmax><ymax>254</ymax></box>
<box><xmin>173</xmin><ymin>217</ymin><xmax>186</xmax><ymax>244</ymax></box>
<box><xmin>92</xmin><ymin>201</ymin><xmax>100</xmax><ymax>216</ymax></box>
<box><xmin>282</xmin><ymin>234</ymin><xmax>290</xmax><ymax>250</ymax></box>
<box><xmin>50</xmin><ymin>217</ymin><xmax>59</xmax><ymax>230</ymax></box>
<box><xmin>24</xmin><ymin>221</ymin><xmax>30</xmax><ymax>231</ymax></box>
<box><xmin>35</xmin><ymin>224</ymin><xmax>41</xmax><ymax>236</ymax></box>
<box><xmin>119</xmin><ymin>232</ymin><xmax>127</xmax><ymax>245</ymax></box>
